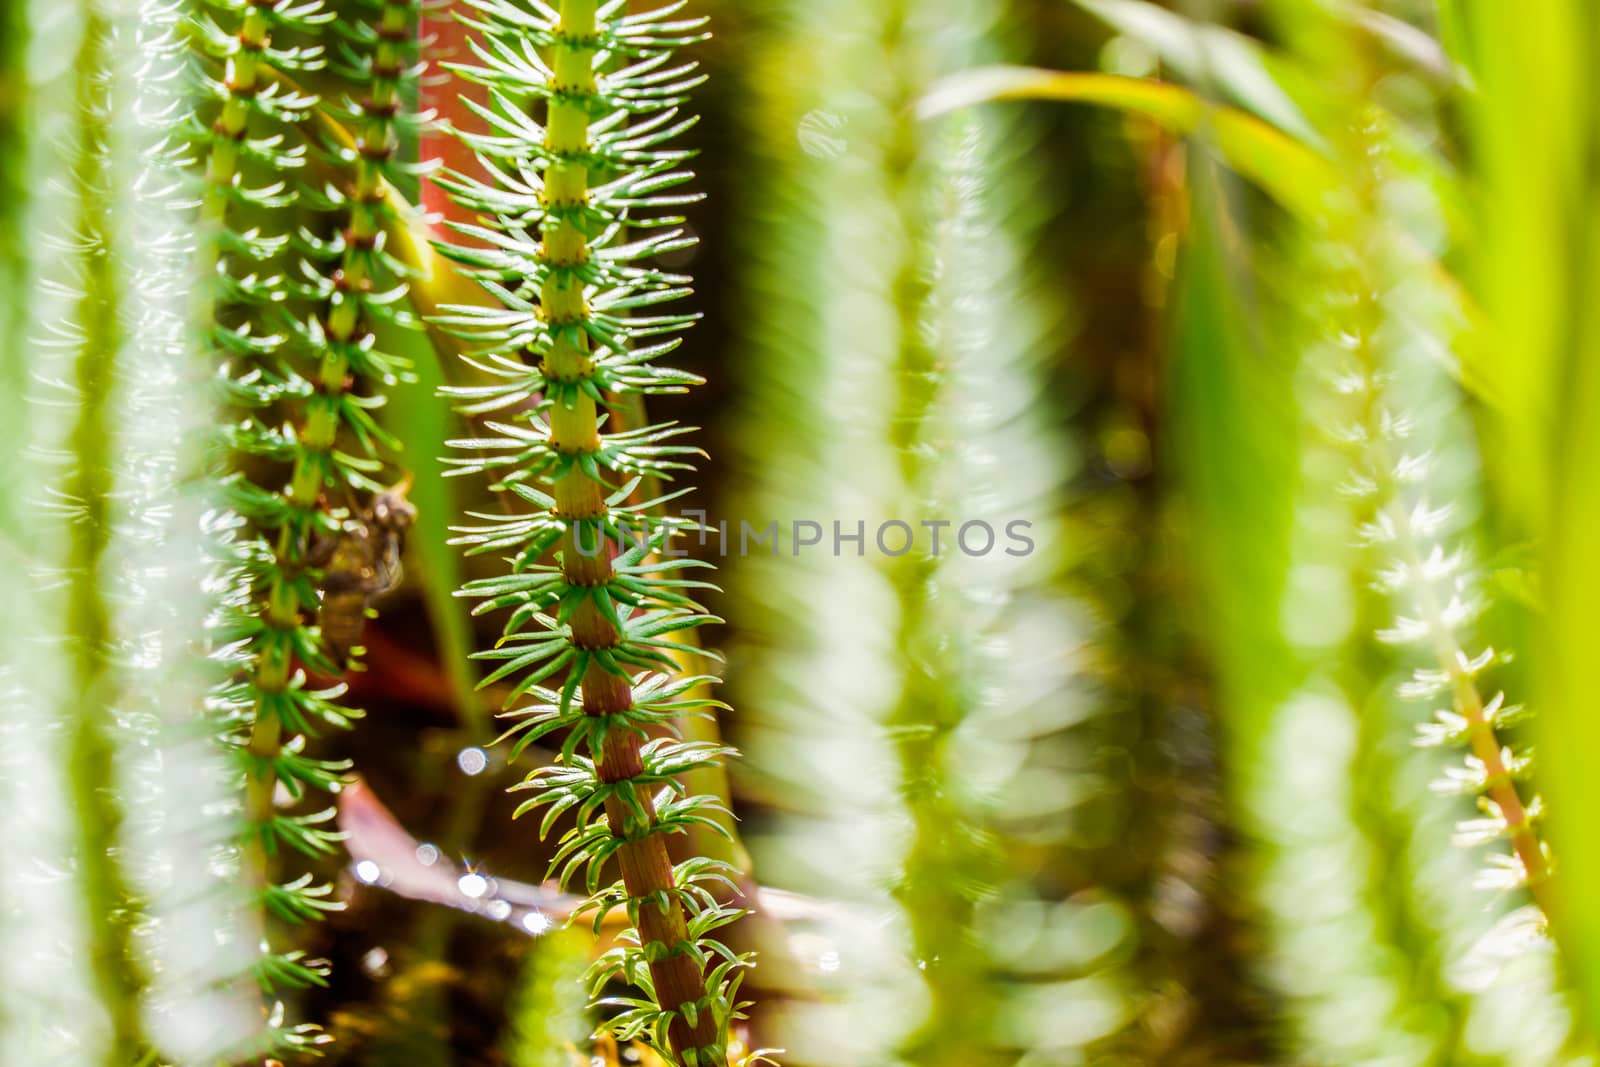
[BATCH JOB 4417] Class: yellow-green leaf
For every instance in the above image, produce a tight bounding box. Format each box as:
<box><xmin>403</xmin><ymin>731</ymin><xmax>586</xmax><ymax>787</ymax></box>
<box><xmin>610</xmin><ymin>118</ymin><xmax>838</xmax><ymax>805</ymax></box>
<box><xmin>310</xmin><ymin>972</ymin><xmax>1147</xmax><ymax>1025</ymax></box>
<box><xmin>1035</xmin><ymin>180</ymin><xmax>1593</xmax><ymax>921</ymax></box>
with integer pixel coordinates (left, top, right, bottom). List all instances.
<box><xmin>919</xmin><ymin>66</ymin><xmax>1335</xmax><ymax>221</ymax></box>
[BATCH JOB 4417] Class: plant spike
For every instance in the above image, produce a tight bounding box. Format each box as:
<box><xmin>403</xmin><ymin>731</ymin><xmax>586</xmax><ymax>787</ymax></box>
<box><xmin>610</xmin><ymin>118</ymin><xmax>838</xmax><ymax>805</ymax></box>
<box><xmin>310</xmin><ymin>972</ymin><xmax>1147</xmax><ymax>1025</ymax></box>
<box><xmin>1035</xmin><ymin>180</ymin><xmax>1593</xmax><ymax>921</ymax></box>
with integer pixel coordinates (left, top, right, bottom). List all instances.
<box><xmin>192</xmin><ymin>0</ymin><xmax>344</xmax><ymax>1027</ymax></box>
<box><xmin>109</xmin><ymin>0</ymin><xmax>273</xmax><ymax>1056</ymax></box>
<box><xmin>188</xmin><ymin>0</ymin><xmax>413</xmax><ymax>1046</ymax></box>
<box><xmin>1346</xmin><ymin>335</ymin><xmax>1554</xmax><ymax>915</ymax></box>
<box><xmin>437</xmin><ymin>2</ymin><xmax>747</xmax><ymax>1064</ymax></box>
<box><xmin>61</xmin><ymin>8</ymin><xmax>147</xmax><ymax>1057</ymax></box>
<box><xmin>894</xmin><ymin>113</ymin><xmax>1119</xmax><ymax>1066</ymax></box>
<box><xmin>1</xmin><ymin>1</ymin><xmax>140</xmax><ymax>1061</ymax></box>
<box><xmin>1283</xmin><ymin>44</ymin><xmax>1557</xmax><ymax>922</ymax></box>
<box><xmin>299</xmin><ymin>0</ymin><xmax>424</xmax><ymax>639</ymax></box>
<box><xmin>723</xmin><ymin>2</ymin><xmax>1119</xmax><ymax>1061</ymax></box>
<box><xmin>1309</xmin><ymin>206</ymin><xmax>1573</xmax><ymax>1054</ymax></box>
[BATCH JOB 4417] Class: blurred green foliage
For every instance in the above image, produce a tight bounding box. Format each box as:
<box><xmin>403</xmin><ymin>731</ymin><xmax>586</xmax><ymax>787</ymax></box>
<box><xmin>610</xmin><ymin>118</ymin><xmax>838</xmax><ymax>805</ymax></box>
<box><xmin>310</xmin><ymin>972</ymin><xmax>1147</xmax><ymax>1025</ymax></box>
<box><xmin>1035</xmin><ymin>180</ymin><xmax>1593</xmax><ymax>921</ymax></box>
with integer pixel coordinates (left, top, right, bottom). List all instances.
<box><xmin>3</xmin><ymin>0</ymin><xmax>1600</xmax><ymax>1064</ymax></box>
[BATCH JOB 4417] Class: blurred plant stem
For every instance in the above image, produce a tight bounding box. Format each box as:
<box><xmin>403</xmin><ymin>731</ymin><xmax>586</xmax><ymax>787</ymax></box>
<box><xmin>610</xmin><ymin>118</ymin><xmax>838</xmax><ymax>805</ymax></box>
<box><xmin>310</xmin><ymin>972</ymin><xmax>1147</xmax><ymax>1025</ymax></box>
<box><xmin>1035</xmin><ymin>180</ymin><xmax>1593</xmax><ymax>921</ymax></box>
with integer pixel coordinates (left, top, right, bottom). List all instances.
<box><xmin>0</xmin><ymin>0</ymin><xmax>22</xmax><ymax>368</ymax></box>
<box><xmin>62</xmin><ymin>8</ymin><xmax>145</xmax><ymax>1057</ymax></box>
<box><xmin>504</xmin><ymin>925</ymin><xmax>591</xmax><ymax>1065</ymax></box>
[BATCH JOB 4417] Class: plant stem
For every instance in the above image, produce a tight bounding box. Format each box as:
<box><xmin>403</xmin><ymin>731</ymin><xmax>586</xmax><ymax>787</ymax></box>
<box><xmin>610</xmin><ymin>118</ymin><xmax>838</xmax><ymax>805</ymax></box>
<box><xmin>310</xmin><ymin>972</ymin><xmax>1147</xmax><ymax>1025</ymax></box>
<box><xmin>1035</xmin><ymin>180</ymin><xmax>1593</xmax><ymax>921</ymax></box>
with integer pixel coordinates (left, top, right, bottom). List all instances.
<box><xmin>608</xmin><ymin>391</ymin><xmax>747</xmax><ymax>874</ymax></box>
<box><xmin>1314</xmin><ymin>27</ymin><xmax>1556</xmax><ymax>923</ymax></box>
<box><xmin>542</xmin><ymin>2</ymin><xmax>722</xmax><ymax>1057</ymax></box>
<box><xmin>1389</xmin><ymin>489</ymin><xmax>1553</xmax><ymax>913</ymax></box>
<box><xmin>1355</xmin><ymin>324</ymin><xmax>1555</xmax><ymax>919</ymax></box>
<box><xmin>197</xmin><ymin>4</ymin><xmax>268</xmax><ymax>282</ymax></box>
<box><xmin>64</xmin><ymin>9</ymin><xmax>145</xmax><ymax>1057</ymax></box>
<box><xmin>192</xmin><ymin>0</ymin><xmax>295</xmax><ymax>897</ymax></box>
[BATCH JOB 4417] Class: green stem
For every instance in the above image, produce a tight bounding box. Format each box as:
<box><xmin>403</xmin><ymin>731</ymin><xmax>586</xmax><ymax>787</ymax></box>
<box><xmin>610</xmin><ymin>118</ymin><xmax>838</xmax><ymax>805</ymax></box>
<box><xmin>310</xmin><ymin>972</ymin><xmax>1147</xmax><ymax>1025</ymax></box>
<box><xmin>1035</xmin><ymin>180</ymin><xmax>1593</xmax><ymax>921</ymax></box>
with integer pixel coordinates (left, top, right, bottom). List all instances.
<box><xmin>882</xmin><ymin>28</ymin><xmax>1000</xmax><ymax>1067</ymax></box>
<box><xmin>541</xmin><ymin>3</ymin><xmax>724</xmax><ymax>1060</ymax></box>
<box><xmin>193</xmin><ymin>0</ymin><xmax>299</xmax><ymax>894</ymax></box>
<box><xmin>1377</xmin><ymin>460</ymin><xmax>1554</xmax><ymax>912</ymax></box>
<box><xmin>174</xmin><ymin>35</ymin><xmax>483</xmax><ymax>351</ymax></box>
<box><xmin>1338</xmin><ymin>130</ymin><xmax>1555</xmax><ymax>919</ymax></box>
<box><xmin>609</xmin><ymin>391</ymin><xmax>748</xmax><ymax>874</ymax></box>
<box><xmin>197</xmin><ymin>6</ymin><xmax>268</xmax><ymax>285</ymax></box>
<box><xmin>64</xmin><ymin>9</ymin><xmax>145</xmax><ymax>1059</ymax></box>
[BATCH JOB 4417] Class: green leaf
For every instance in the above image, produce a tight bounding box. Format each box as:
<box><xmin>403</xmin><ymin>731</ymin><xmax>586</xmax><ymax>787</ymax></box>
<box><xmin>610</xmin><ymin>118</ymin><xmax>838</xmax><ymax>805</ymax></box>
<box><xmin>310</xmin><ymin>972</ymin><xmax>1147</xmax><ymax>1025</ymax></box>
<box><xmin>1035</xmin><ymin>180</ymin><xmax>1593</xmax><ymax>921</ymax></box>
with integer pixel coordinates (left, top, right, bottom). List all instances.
<box><xmin>1075</xmin><ymin>0</ymin><xmax>1324</xmax><ymax>150</ymax></box>
<box><xmin>1449</xmin><ymin>0</ymin><xmax>1591</xmax><ymax>528</ymax></box>
<box><xmin>1167</xmin><ymin>156</ymin><xmax>1300</xmax><ymax>767</ymax></box>
<box><xmin>379</xmin><ymin>315</ymin><xmax>483</xmax><ymax>736</ymax></box>
<box><xmin>1523</xmin><ymin>0</ymin><xmax>1600</xmax><ymax>1032</ymax></box>
<box><xmin>919</xmin><ymin>66</ymin><xmax>1335</xmax><ymax>221</ymax></box>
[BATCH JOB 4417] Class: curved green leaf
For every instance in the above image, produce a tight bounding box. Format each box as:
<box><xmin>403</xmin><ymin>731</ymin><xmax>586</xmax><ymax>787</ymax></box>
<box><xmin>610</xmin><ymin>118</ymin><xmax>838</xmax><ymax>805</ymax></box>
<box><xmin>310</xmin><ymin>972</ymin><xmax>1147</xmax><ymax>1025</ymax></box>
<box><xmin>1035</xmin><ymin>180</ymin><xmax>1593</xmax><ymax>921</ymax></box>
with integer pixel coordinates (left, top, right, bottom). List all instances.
<box><xmin>1076</xmin><ymin>0</ymin><xmax>1324</xmax><ymax>149</ymax></box>
<box><xmin>919</xmin><ymin>66</ymin><xmax>1336</xmax><ymax>221</ymax></box>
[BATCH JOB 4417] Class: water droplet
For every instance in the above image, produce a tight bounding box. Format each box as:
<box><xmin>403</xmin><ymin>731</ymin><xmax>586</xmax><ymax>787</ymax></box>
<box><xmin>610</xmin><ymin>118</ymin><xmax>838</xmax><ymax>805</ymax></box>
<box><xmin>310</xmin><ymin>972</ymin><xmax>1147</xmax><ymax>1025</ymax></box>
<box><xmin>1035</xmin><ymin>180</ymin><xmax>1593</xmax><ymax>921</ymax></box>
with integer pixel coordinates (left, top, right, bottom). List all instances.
<box><xmin>818</xmin><ymin>950</ymin><xmax>840</xmax><ymax>973</ymax></box>
<box><xmin>362</xmin><ymin>947</ymin><xmax>389</xmax><ymax>976</ymax></box>
<box><xmin>354</xmin><ymin>860</ymin><xmax>381</xmax><ymax>885</ymax></box>
<box><xmin>522</xmin><ymin>909</ymin><xmax>552</xmax><ymax>935</ymax></box>
<box><xmin>457</xmin><ymin>747</ymin><xmax>488</xmax><ymax>776</ymax></box>
<box><xmin>486</xmin><ymin>899</ymin><xmax>512</xmax><ymax>921</ymax></box>
<box><xmin>415</xmin><ymin>843</ymin><xmax>439</xmax><ymax>866</ymax></box>
<box><xmin>458</xmin><ymin>872</ymin><xmax>489</xmax><ymax>899</ymax></box>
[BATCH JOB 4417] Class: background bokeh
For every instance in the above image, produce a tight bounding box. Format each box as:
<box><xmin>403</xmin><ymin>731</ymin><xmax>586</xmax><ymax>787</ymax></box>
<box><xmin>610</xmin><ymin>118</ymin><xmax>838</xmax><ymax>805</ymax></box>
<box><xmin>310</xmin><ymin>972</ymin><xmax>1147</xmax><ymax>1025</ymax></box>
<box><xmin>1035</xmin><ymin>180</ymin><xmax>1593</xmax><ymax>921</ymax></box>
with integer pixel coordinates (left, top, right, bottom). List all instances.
<box><xmin>6</xmin><ymin>0</ymin><xmax>1600</xmax><ymax>1064</ymax></box>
